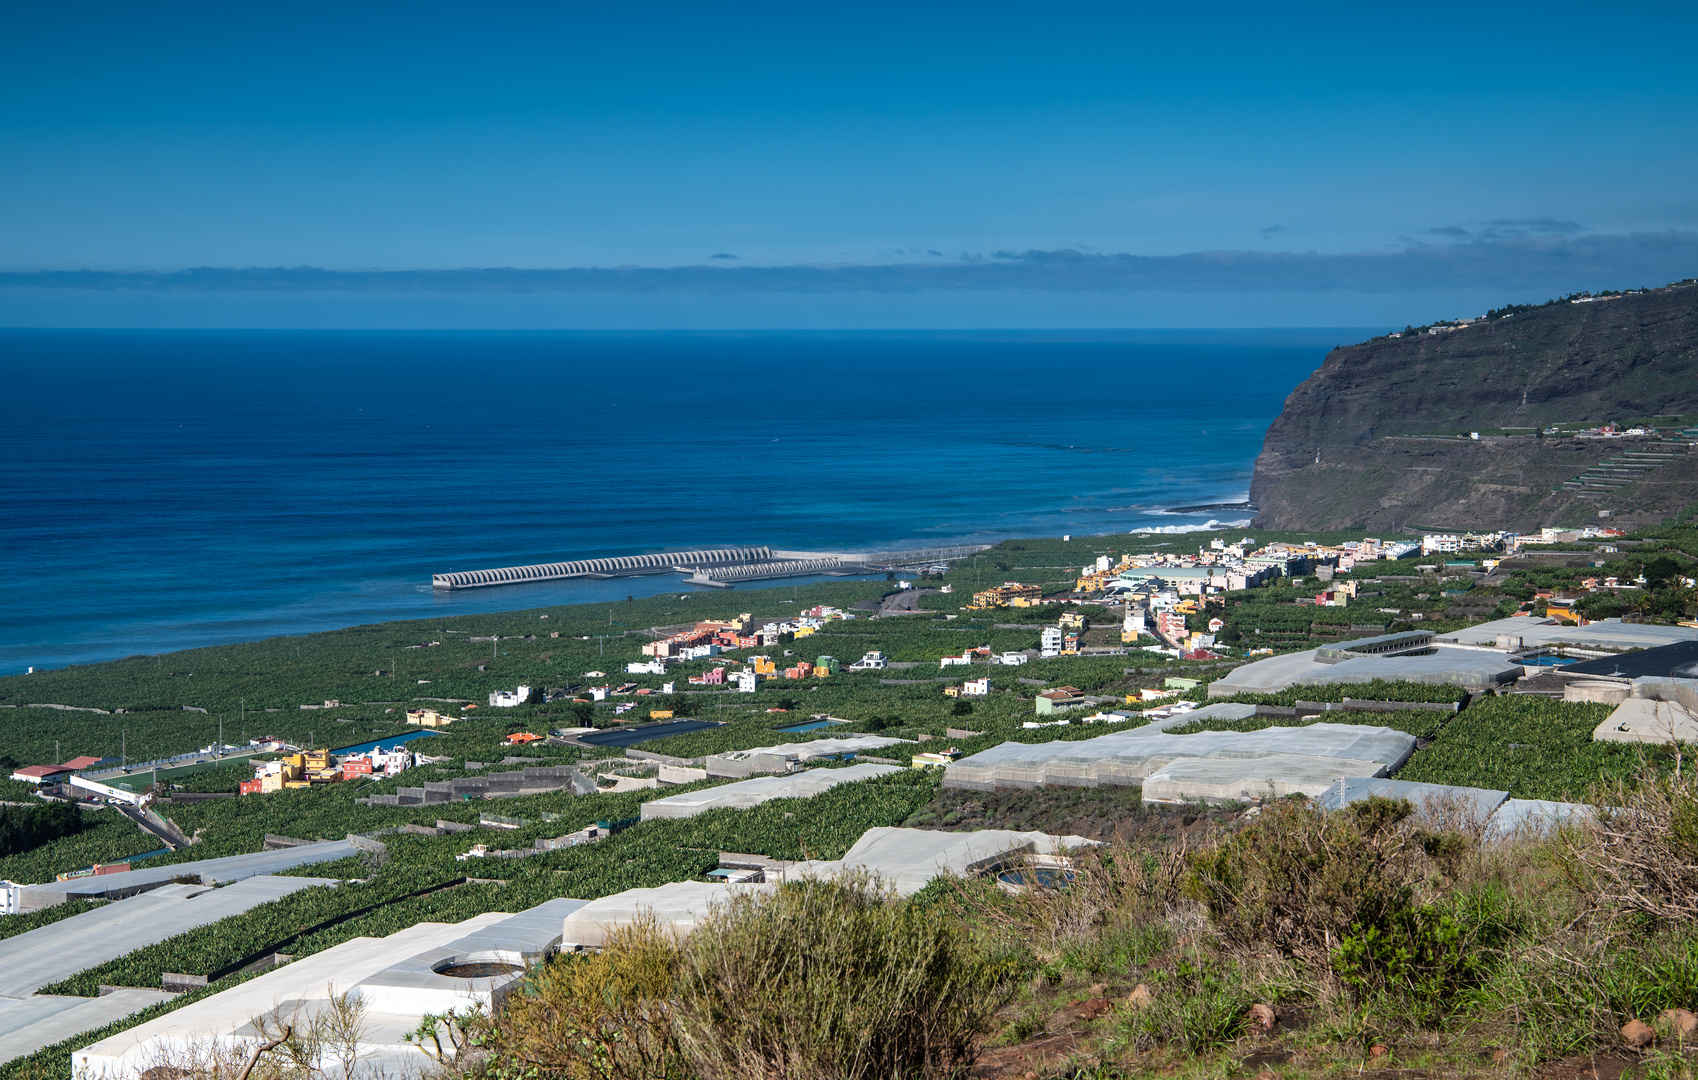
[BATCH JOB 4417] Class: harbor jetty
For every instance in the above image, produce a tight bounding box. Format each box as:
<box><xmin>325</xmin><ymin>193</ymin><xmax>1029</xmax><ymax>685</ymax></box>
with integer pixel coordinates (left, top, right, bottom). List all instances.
<box><xmin>432</xmin><ymin>545</ymin><xmax>990</xmax><ymax>590</ymax></box>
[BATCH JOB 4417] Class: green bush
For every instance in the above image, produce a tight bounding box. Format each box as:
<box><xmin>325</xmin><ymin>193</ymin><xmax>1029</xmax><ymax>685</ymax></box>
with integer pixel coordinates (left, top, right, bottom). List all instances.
<box><xmin>483</xmin><ymin>878</ymin><xmax>1021</xmax><ymax>1080</ymax></box>
<box><xmin>1333</xmin><ymin>884</ymin><xmax>1521</xmax><ymax>1018</ymax></box>
<box><xmin>1185</xmin><ymin>796</ymin><xmax>1421</xmax><ymax>968</ymax></box>
<box><xmin>674</xmin><ymin>877</ymin><xmax>1022</xmax><ymax>1080</ymax></box>
<box><xmin>1115</xmin><ymin>954</ymin><xmax>1254</xmax><ymax>1054</ymax></box>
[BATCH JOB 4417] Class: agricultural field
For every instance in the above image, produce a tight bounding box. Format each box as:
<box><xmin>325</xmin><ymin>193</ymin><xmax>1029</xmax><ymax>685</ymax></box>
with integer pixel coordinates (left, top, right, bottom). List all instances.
<box><xmin>3</xmin><ymin>523</ymin><xmax>1696</xmax><ymax>1080</ymax></box>
<box><xmin>38</xmin><ymin>769</ymin><xmax>940</xmax><ymax>998</ymax></box>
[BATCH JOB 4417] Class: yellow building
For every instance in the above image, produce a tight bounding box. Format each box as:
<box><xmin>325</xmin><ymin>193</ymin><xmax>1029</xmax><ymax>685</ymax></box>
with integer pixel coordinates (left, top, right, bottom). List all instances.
<box><xmin>971</xmin><ymin>583</ymin><xmax>1044</xmax><ymax>609</ymax></box>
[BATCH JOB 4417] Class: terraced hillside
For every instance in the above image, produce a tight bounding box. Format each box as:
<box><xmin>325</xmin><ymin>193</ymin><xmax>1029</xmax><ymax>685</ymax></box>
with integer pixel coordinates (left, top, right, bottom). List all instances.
<box><xmin>1249</xmin><ymin>282</ymin><xmax>1698</xmax><ymax>531</ymax></box>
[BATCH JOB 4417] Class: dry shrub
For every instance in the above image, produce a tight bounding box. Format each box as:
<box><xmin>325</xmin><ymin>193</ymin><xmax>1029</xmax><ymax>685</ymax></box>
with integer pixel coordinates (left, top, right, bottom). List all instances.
<box><xmin>484</xmin><ymin>878</ymin><xmax>1017</xmax><ymax>1080</ymax></box>
<box><xmin>1184</xmin><ymin>795</ymin><xmax>1423</xmax><ymax>967</ymax></box>
<box><xmin>479</xmin><ymin>916</ymin><xmax>685</xmax><ymax>1080</ymax></box>
<box><xmin>1561</xmin><ymin>765</ymin><xmax>1698</xmax><ymax>925</ymax></box>
<box><xmin>933</xmin><ymin>837</ymin><xmax>1187</xmax><ymax>978</ymax></box>
<box><xmin>672</xmin><ymin>875</ymin><xmax>1020</xmax><ymax>1080</ymax></box>
<box><xmin>122</xmin><ymin>990</ymin><xmax>413</xmax><ymax>1080</ymax></box>
<box><xmin>1183</xmin><ymin>794</ymin><xmax>1522</xmax><ymax>1021</ymax></box>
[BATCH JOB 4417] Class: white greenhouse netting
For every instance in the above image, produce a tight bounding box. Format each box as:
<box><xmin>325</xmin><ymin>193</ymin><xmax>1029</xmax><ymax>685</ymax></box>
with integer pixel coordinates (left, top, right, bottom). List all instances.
<box><xmin>1486</xmin><ymin>798</ymin><xmax>1595</xmax><ymax>839</ymax></box>
<box><xmin>713</xmin><ymin>735</ymin><xmax>911</xmax><ymax>761</ymax></box>
<box><xmin>1440</xmin><ymin>617</ymin><xmax>1698</xmax><ymax>651</ymax></box>
<box><xmin>1206</xmin><ymin>646</ymin><xmax>1521</xmax><ymax>697</ymax></box>
<box><xmin>640</xmin><ymin>762</ymin><xmax>903</xmax><ymax>820</ymax></box>
<box><xmin>944</xmin><ymin>723</ymin><xmax>1415</xmax><ymax>792</ymax></box>
<box><xmin>560</xmin><ymin>882</ymin><xmax>770</xmax><ymax>947</ymax></box>
<box><xmin>1142</xmin><ymin>753</ymin><xmax>1390</xmax><ymax>802</ymax></box>
<box><xmin>1119</xmin><ymin>701</ymin><xmax>1256</xmax><ymax>737</ymax></box>
<box><xmin>1316</xmin><ymin>776</ymin><xmax>1509</xmax><ymax>822</ymax></box>
<box><xmin>783</xmin><ymin>827</ymin><xmax>1098</xmax><ymax>897</ymax></box>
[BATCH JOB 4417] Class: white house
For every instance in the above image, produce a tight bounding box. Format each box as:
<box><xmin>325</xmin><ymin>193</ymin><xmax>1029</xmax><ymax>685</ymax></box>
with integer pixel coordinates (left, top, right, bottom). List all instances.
<box><xmin>489</xmin><ymin>686</ymin><xmax>532</xmax><ymax>707</ymax></box>
<box><xmin>1040</xmin><ymin>627</ymin><xmax>1063</xmax><ymax>658</ymax></box>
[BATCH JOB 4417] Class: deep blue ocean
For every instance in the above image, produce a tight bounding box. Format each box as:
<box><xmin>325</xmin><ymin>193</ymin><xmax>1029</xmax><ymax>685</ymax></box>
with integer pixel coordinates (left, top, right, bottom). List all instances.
<box><xmin>1</xmin><ymin>329</ymin><xmax>1357</xmax><ymax>674</ymax></box>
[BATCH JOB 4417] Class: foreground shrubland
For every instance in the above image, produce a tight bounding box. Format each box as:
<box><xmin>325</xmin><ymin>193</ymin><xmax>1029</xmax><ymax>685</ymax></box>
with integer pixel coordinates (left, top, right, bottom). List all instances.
<box><xmin>411</xmin><ymin>767</ymin><xmax>1698</xmax><ymax>1080</ymax></box>
<box><xmin>74</xmin><ymin>766</ymin><xmax>1698</xmax><ymax>1080</ymax></box>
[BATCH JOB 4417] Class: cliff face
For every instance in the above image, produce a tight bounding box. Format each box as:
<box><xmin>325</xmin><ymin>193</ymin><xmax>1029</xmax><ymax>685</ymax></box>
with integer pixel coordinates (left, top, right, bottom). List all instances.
<box><xmin>1249</xmin><ymin>284</ymin><xmax>1698</xmax><ymax>532</ymax></box>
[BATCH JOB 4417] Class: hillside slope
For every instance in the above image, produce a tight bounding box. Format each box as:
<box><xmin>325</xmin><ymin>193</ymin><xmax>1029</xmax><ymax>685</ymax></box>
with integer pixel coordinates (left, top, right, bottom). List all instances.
<box><xmin>1249</xmin><ymin>282</ymin><xmax>1698</xmax><ymax>531</ymax></box>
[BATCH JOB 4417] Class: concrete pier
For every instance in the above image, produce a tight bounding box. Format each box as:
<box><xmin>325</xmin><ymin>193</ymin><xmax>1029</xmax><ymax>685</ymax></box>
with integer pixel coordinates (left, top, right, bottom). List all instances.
<box><xmin>432</xmin><ymin>543</ymin><xmax>992</xmax><ymax>591</ymax></box>
<box><xmin>432</xmin><ymin>547</ymin><xmax>773</xmax><ymax>589</ymax></box>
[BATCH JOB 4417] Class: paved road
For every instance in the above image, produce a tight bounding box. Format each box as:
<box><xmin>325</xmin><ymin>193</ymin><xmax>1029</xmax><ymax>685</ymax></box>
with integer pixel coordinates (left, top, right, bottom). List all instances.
<box><xmin>875</xmin><ymin>588</ymin><xmax>936</xmax><ymax>615</ymax></box>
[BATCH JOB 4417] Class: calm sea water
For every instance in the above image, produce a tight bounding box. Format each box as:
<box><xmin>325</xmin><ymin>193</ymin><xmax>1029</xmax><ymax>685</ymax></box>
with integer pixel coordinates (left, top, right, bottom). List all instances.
<box><xmin>1</xmin><ymin>329</ymin><xmax>1356</xmax><ymax>673</ymax></box>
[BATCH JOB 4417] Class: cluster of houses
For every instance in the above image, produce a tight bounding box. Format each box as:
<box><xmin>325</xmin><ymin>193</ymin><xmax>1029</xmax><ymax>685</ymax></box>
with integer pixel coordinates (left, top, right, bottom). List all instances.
<box><xmin>641</xmin><ymin>608</ymin><xmax>855</xmax><ymax>661</ymax></box>
<box><xmin>238</xmin><ymin>744</ymin><xmax>413</xmax><ymax>794</ymax></box>
<box><xmin>1421</xmin><ymin>526</ymin><xmax>1627</xmax><ymax>556</ymax></box>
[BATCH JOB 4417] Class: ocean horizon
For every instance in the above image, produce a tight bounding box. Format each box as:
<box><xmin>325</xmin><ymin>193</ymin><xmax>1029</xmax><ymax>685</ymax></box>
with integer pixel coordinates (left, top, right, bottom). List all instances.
<box><xmin>2</xmin><ymin>328</ymin><xmax>1369</xmax><ymax>673</ymax></box>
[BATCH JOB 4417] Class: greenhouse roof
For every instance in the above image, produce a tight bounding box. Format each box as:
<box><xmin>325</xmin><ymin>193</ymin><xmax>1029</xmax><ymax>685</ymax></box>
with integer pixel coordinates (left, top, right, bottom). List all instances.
<box><xmin>1</xmin><ymin>876</ymin><xmax>337</xmax><ymax>998</ymax></box>
<box><xmin>640</xmin><ymin>762</ymin><xmax>903</xmax><ymax>820</ymax></box>
<box><xmin>77</xmin><ymin>899</ymin><xmax>592</xmax><ymax>1080</ymax></box>
<box><xmin>1119</xmin><ymin>701</ymin><xmax>1257</xmax><ymax>736</ymax></box>
<box><xmin>560</xmin><ymin>881</ymin><xmax>770</xmax><ymax>948</ymax></box>
<box><xmin>1315</xmin><ymin>776</ymin><xmax>1509</xmax><ymax>822</ymax></box>
<box><xmin>1594</xmin><ymin>697</ymin><xmax>1698</xmax><ymax>744</ymax></box>
<box><xmin>0</xmin><ymin>989</ymin><xmax>175</xmax><ymax>1067</ymax></box>
<box><xmin>1206</xmin><ymin>646</ymin><xmax>1521</xmax><ymax>697</ymax></box>
<box><xmin>712</xmin><ymin>735</ymin><xmax>912</xmax><ymax>761</ymax></box>
<box><xmin>1438</xmin><ymin>617</ymin><xmax>1698</xmax><ymax>652</ymax></box>
<box><xmin>784</xmin><ymin>826</ymin><xmax>1097</xmax><ymax>897</ymax></box>
<box><xmin>1143</xmin><ymin>753</ymin><xmax>1391</xmax><ymax>802</ymax></box>
<box><xmin>14</xmin><ymin>838</ymin><xmax>357</xmax><ymax>909</ymax></box>
<box><xmin>944</xmin><ymin>723</ymin><xmax>1415</xmax><ymax>792</ymax></box>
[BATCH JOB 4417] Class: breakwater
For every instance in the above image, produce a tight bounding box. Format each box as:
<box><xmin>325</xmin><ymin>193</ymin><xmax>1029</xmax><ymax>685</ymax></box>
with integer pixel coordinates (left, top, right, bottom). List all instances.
<box><xmin>433</xmin><ymin>544</ymin><xmax>994</xmax><ymax>591</ymax></box>
<box><xmin>432</xmin><ymin>547</ymin><xmax>774</xmax><ymax>590</ymax></box>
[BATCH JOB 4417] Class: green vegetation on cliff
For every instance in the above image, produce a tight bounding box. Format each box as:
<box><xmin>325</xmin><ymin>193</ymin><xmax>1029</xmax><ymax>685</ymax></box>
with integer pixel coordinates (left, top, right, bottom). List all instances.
<box><xmin>1250</xmin><ymin>281</ymin><xmax>1698</xmax><ymax>531</ymax></box>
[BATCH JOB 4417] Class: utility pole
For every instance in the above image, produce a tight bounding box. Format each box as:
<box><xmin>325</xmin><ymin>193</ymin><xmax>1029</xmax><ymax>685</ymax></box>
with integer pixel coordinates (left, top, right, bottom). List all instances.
<box><xmin>218</xmin><ymin>716</ymin><xmax>223</xmax><ymax>757</ymax></box>
<box><xmin>122</xmin><ymin>730</ymin><xmax>127</xmax><ymax>770</ymax></box>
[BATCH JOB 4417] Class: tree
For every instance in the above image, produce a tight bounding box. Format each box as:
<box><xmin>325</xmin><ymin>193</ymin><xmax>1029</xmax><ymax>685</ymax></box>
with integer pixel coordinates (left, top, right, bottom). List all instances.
<box><xmin>1642</xmin><ymin>555</ymin><xmax>1683</xmax><ymax>590</ymax></box>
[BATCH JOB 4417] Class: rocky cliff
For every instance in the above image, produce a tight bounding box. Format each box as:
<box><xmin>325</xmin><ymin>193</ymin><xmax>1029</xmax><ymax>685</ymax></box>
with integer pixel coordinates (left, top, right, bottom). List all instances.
<box><xmin>1249</xmin><ymin>283</ymin><xmax>1698</xmax><ymax>532</ymax></box>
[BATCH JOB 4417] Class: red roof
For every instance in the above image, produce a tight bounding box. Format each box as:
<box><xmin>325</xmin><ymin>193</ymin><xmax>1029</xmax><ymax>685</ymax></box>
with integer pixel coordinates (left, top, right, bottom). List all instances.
<box><xmin>59</xmin><ymin>756</ymin><xmax>102</xmax><ymax>770</ymax></box>
<box><xmin>11</xmin><ymin>765</ymin><xmax>69</xmax><ymax>781</ymax></box>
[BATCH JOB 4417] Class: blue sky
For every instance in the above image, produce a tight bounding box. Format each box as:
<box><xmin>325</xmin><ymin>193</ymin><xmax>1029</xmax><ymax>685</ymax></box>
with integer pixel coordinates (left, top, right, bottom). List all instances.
<box><xmin>3</xmin><ymin>1</ymin><xmax>1695</xmax><ymax>327</ymax></box>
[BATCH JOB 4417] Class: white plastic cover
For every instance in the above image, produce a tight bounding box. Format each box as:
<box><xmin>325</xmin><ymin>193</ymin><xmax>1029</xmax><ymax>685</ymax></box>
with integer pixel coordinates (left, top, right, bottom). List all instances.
<box><xmin>1207</xmin><ymin>647</ymin><xmax>1521</xmax><ymax>697</ymax></box>
<box><xmin>944</xmin><ymin>723</ymin><xmax>1415</xmax><ymax>791</ymax></box>
<box><xmin>640</xmin><ymin>762</ymin><xmax>903</xmax><ymax>820</ymax></box>
<box><xmin>712</xmin><ymin>735</ymin><xmax>912</xmax><ymax>761</ymax></box>
<box><xmin>783</xmin><ymin>827</ymin><xmax>1098</xmax><ymax>897</ymax></box>
<box><xmin>1142</xmin><ymin>753</ymin><xmax>1390</xmax><ymax>801</ymax></box>
<box><xmin>559</xmin><ymin>881</ymin><xmax>770</xmax><ymax>947</ymax></box>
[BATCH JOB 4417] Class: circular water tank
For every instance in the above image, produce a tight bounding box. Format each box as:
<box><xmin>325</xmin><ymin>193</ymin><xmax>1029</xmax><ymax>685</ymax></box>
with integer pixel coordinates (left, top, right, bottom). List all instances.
<box><xmin>1564</xmin><ymin>681</ymin><xmax>1629</xmax><ymax>704</ymax></box>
